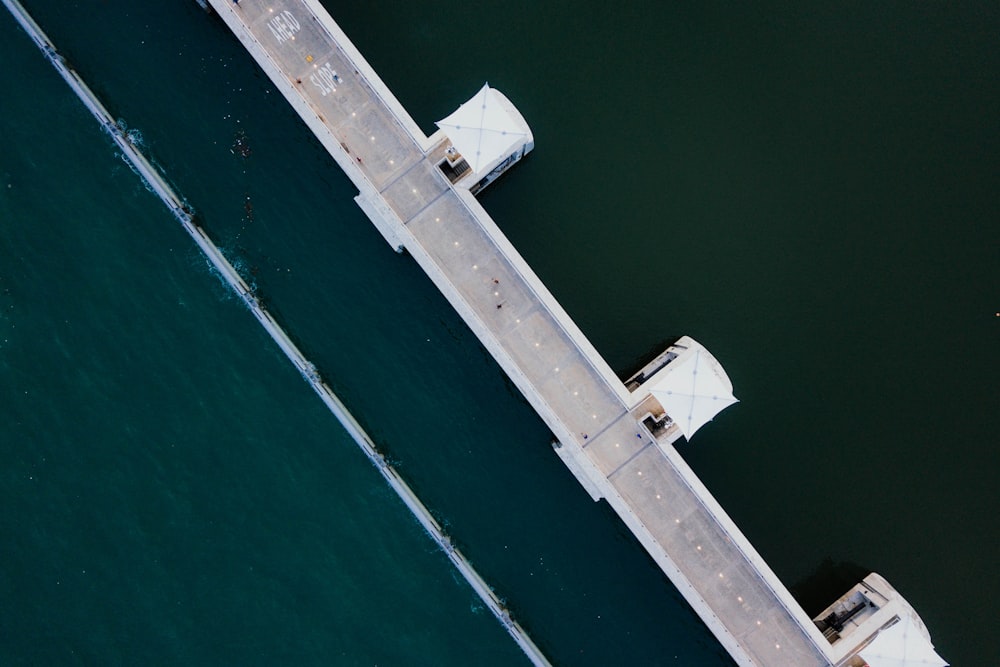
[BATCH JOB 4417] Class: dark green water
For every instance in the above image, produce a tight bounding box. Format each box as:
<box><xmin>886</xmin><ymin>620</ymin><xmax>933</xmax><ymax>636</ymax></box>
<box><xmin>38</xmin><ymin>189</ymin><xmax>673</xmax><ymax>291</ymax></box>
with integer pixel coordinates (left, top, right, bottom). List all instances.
<box><xmin>2</xmin><ymin>1</ymin><xmax>997</xmax><ymax>665</ymax></box>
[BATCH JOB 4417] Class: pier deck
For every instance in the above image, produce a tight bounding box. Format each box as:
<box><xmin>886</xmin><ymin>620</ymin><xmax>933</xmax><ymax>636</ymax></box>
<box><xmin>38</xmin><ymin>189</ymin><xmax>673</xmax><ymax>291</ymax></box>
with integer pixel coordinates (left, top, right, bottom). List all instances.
<box><xmin>210</xmin><ymin>1</ymin><xmax>836</xmax><ymax>664</ymax></box>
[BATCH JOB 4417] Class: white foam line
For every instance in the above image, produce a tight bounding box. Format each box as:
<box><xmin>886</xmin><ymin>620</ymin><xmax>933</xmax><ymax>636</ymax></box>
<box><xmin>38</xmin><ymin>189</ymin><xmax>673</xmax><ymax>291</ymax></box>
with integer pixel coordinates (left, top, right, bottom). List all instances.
<box><xmin>2</xmin><ymin>1</ymin><xmax>550</xmax><ymax>664</ymax></box>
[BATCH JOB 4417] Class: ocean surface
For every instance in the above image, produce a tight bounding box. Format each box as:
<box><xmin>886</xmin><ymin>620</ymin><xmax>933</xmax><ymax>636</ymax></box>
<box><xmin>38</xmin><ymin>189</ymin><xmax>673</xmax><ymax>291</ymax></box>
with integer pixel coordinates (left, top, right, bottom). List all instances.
<box><xmin>1</xmin><ymin>1</ymin><xmax>996</xmax><ymax>665</ymax></box>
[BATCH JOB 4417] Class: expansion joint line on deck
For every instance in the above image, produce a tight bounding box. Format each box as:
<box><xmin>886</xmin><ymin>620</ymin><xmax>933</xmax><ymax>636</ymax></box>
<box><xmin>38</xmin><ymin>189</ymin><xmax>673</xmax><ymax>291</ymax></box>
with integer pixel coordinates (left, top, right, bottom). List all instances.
<box><xmin>376</xmin><ymin>158</ymin><xmax>459</xmax><ymax>230</ymax></box>
<box><xmin>376</xmin><ymin>157</ymin><xmax>429</xmax><ymax>197</ymax></box>
<box><xmin>605</xmin><ymin>441</ymin><xmax>654</xmax><ymax>479</ymax></box>
<box><xmin>400</xmin><ymin>189</ymin><xmax>449</xmax><ymax>228</ymax></box>
<box><xmin>580</xmin><ymin>411</ymin><xmax>632</xmax><ymax>450</ymax></box>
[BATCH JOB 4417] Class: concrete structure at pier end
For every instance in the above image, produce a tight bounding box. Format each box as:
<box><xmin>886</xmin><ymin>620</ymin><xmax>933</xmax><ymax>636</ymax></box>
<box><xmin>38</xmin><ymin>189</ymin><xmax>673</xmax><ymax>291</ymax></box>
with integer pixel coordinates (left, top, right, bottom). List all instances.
<box><xmin>205</xmin><ymin>1</ymin><xmax>947</xmax><ymax>665</ymax></box>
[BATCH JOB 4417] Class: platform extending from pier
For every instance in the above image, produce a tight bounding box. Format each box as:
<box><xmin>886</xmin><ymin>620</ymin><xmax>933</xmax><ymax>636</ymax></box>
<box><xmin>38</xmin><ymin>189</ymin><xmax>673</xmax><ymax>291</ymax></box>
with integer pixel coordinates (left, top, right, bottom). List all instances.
<box><xmin>206</xmin><ymin>2</ymin><xmax>931</xmax><ymax>665</ymax></box>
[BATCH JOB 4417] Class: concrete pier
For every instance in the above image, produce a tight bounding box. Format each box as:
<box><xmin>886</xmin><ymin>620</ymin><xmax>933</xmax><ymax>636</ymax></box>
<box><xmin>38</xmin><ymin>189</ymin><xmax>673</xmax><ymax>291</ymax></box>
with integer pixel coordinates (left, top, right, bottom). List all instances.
<box><xmin>203</xmin><ymin>2</ymin><xmax>941</xmax><ymax>665</ymax></box>
<box><xmin>205</xmin><ymin>1</ymin><xmax>832</xmax><ymax>665</ymax></box>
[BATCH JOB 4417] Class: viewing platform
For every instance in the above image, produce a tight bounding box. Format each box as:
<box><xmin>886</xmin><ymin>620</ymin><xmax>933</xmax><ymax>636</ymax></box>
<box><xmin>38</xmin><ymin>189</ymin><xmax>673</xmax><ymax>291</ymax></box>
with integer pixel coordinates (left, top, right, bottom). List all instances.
<box><xmin>206</xmin><ymin>2</ymin><xmax>946</xmax><ymax>665</ymax></box>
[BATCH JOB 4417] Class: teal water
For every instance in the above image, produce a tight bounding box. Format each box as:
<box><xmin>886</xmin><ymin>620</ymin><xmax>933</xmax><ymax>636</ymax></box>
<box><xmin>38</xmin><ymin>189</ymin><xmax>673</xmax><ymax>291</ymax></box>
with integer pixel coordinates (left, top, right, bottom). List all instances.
<box><xmin>0</xmin><ymin>11</ymin><xmax>527</xmax><ymax>665</ymax></box>
<box><xmin>2</xmin><ymin>1</ymin><xmax>997</xmax><ymax>665</ymax></box>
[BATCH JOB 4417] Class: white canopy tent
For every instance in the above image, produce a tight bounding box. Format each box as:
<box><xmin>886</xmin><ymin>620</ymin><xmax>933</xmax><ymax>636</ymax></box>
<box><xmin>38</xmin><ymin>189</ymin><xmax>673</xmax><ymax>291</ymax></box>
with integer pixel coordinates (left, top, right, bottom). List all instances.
<box><xmin>649</xmin><ymin>340</ymin><xmax>738</xmax><ymax>440</ymax></box>
<box><xmin>435</xmin><ymin>83</ymin><xmax>530</xmax><ymax>176</ymax></box>
<box><xmin>859</xmin><ymin>616</ymin><xmax>949</xmax><ymax>667</ymax></box>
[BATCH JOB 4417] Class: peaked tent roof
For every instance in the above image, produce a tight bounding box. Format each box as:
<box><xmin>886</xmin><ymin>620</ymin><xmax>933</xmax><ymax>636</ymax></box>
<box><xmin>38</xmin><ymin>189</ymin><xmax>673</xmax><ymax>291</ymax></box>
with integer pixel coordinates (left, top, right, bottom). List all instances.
<box><xmin>859</xmin><ymin>617</ymin><xmax>949</xmax><ymax>667</ymax></box>
<box><xmin>435</xmin><ymin>83</ymin><xmax>529</xmax><ymax>175</ymax></box>
<box><xmin>650</xmin><ymin>340</ymin><xmax>738</xmax><ymax>440</ymax></box>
